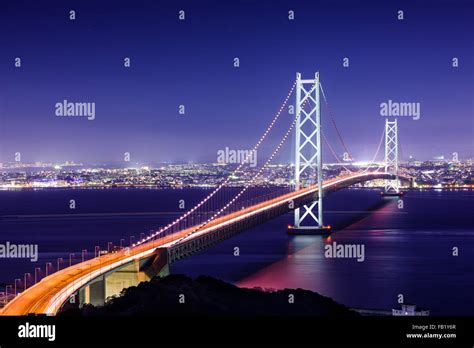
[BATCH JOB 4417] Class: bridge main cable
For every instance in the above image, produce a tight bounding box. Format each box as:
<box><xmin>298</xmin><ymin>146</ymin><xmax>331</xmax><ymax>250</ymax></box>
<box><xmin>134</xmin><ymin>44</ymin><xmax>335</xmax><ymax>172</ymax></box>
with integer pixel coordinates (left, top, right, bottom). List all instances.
<box><xmin>139</xmin><ymin>81</ymin><xmax>297</xmax><ymax>245</ymax></box>
<box><xmin>361</xmin><ymin>126</ymin><xmax>386</xmax><ymax>173</ymax></box>
<box><xmin>319</xmin><ymin>82</ymin><xmax>354</xmax><ymax>161</ymax></box>
<box><xmin>170</xmin><ymin>84</ymin><xmax>316</xmax><ymax>245</ymax></box>
<box><xmin>322</xmin><ymin>131</ymin><xmax>354</xmax><ymax>173</ymax></box>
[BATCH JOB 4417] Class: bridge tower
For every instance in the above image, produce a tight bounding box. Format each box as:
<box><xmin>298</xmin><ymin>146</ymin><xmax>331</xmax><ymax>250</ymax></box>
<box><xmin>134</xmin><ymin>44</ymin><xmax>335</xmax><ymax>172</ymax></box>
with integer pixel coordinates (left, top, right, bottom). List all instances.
<box><xmin>288</xmin><ymin>72</ymin><xmax>331</xmax><ymax>234</ymax></box>
<box><xmin>383</xmin><ymin>119</ymin><xmax>402</xmax><ymax>196</ymax></box>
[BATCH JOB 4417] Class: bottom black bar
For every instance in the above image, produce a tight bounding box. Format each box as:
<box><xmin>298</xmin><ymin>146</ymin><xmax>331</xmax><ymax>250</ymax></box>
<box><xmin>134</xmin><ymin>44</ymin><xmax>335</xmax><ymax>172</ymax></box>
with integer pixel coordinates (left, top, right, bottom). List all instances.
<box><xmin>0</xmin><ymin>315</ymin><xmax>473</xmax><ymax>347</ymax></box>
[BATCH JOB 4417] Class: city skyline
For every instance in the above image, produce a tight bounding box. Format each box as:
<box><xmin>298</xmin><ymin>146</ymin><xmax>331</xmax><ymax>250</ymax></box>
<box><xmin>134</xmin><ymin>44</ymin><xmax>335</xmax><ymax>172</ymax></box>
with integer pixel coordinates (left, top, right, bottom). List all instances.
<box><xmin>1</xmin><ymin>160</ymin><xmax>472</xmax><ymax>190</ymax></box>
<box><xmin>0</xmin><ymin>0</ymin><xmax>472</xmax><ymax>164</ymax></box>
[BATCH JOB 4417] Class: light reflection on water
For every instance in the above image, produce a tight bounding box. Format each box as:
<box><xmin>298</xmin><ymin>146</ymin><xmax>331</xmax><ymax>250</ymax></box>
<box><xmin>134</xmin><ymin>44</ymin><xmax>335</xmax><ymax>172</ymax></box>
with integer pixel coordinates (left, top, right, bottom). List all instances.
<box><xmin>231</xmin><ymin>193</ymin><xmax>474</xmax><ymax>315</ymax></box>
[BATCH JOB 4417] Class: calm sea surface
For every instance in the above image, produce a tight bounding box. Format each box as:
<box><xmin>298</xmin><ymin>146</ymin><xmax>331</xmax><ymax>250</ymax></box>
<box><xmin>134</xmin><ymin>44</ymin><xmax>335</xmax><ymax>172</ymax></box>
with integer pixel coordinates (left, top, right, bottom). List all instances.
<box><xmin>1</xmin><ymin>188</ymin><xmax>473</xmax><ymax>315</ymax></box>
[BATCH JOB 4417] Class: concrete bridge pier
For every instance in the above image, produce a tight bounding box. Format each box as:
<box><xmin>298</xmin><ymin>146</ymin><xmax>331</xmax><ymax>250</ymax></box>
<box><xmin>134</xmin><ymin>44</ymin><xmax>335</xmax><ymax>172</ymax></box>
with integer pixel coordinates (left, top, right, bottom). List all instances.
<box><xmin>76</xmin><ymin>248</ymin><xmax>169</xmax><ymax>308</ymax></box>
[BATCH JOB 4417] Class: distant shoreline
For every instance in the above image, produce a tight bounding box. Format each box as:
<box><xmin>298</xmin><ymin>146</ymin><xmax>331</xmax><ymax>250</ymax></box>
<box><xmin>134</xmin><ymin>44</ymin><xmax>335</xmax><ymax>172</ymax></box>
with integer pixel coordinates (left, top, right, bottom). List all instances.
<box><xmin>1</xmin><ymin>185</ymin><xmax>472</xmax><ymax>191</ymax></box>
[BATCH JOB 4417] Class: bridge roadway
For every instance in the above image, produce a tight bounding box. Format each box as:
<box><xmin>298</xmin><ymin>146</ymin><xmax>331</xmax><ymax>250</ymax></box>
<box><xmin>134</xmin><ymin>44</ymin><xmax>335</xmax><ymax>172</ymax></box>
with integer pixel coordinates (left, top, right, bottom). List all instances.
<box><xmin>0</xmin><ymin>172</ymin><xmax>395</xmax><ymax>316</ymax></box>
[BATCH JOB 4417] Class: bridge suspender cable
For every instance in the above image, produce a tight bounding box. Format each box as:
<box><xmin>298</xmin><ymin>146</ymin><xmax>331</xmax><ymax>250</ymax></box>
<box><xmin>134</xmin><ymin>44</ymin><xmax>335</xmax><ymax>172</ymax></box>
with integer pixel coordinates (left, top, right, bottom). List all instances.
<box><xmin>138</xmin><ymin>81</ymin><xmax>297</xmax><ymax>245</ymax></box>
<box><xmin>299</xmin><ymin>96</ymin><xmax>354</xmax><ymax>173</ymax></box>
<box><xmin>171</xmin><ymin>83</ymin><xmax>321</xmax><ymax>245</ymax></box>
<box><xmin>322</xmin><ymin>132</ymin><xmax>354</xmax><ymax>173</ymax></box>
<box><xmin>319</xmin><ymin>83</ymin><xmax>353</xmax><ymax>161</ymax></box>
<box><xmin>138</xmin><ymin>79</ymin><xmax>388</xmax><ymax>247</ymax></box>
<box><xmin>361</xmin><ymin>126</ymin><xmax>386</xmax><ymax>173</ymax></box>
<box><xmin>398</xmin><ymin>139</ymin><xmax>404</xmax><ymax>162</ymax></box>
<box><xmin>170</xmin><ymin>84</ymin><xmax>317</xmax><ymax>245</ymax></box>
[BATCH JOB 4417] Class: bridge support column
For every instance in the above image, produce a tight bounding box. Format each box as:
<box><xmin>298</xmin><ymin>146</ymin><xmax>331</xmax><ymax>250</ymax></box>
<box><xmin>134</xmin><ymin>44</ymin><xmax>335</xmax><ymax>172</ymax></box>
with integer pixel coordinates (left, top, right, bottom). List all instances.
<box><xmin>74</xmin><ymin>248</ymin><xmax>170</xmax><ymax>309</ymax></box>
<box><xmin>79</xmin><ymin>275</ymin><xmax>105</xmax><ymax>307</ymax></box>
<box><xmin>382</xmin><ymin>119</ymin><xmax>403</xmax><ymax>197</ymax></box>
<box><xmin>289</xmin><ymin>72</ymin><xmax>331</xmax><ymax>235</ymax></box>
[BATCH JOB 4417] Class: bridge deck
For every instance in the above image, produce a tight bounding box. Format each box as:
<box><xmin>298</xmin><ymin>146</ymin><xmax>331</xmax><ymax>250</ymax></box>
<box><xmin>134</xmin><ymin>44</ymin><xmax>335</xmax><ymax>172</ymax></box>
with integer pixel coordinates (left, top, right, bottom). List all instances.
<box><xmin>0</xmin><ymin>172</ymin><xmax>394</xmax><ymax>316</ymax></box>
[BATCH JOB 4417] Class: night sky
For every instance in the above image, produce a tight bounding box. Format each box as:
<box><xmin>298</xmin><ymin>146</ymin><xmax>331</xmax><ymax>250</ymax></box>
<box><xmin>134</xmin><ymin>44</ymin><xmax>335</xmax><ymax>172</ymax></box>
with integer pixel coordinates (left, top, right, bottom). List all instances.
<box><xmin>0</xmin><ymin>0</ymin><xmax>472</xmax><ymax>164</ymax></box>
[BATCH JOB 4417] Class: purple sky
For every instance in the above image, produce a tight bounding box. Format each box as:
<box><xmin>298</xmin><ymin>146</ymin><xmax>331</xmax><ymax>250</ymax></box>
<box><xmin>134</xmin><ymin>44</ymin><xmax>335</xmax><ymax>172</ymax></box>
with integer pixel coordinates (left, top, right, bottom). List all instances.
<box><xmin>0</xmin><ymin>0</ymin><xmax>472</xmax><ymax>164</ymax></box>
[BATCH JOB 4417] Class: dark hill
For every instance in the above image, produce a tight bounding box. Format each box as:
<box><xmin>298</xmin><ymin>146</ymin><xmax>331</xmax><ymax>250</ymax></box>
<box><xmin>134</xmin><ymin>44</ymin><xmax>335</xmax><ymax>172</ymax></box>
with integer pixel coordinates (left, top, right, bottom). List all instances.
<box><xmin>60</xmin><ymin>274</ymin><xmax>359</xmax><ymax>316</ymax></box>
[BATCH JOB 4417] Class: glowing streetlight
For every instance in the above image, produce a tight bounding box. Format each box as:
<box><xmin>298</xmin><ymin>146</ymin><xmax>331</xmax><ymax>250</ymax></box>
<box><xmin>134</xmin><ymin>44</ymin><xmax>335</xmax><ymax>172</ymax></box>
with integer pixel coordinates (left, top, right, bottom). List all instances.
<box><xmin>45</xmin><ymin>262</ymin><xmax>52</xmax><ymax>277</ymax></box>
<box><xmin>24</xmin><ymin>273</ymin><xmax>31</xmax><ymax>292</ymax></box>
<box><xmin>34</xmin><ymin>267</ymin><xmax>41</xmax><ymax>284</ymax></box>
<box><xmin>5</xmin><ymin>285</ymin><xmax>13</xmax><ymax>303</ymax></box>
<box><xmin>14</xmin><ymin>279</ymin><xmax>21</xmax><ymax>296</ymax></box>
<box><xmin>57</xmin><ymin>257</ymin><xmax>63</xmax><ymax>271</ymax></box>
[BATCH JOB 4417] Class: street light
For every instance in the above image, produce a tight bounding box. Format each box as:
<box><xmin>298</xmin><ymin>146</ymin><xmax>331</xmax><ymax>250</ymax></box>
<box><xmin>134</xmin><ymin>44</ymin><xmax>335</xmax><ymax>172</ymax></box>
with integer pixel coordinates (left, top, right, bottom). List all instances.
<box><xmin>120</xmin><ymin>239</ymin><xmax>125</xmax><ymax>249</ymax></box>
<box><xmin>34</xmin><ymin>267</ymin><xmax>41</xmax><ymax>284</ymax></box>
<box><xmin>5</xmin><ymin>285</ymin><xmax>12</xmax><ymax>303</ymax></box>
<box><xmin>130</xmin><ymin>236</ymin><xmax>135</xmax><ymax>246</ymax></box>
<box><xmin>82</xmin><ymin>249</ymin><xmax>87</xmax><ymax>262</ymax></box>
<box><xmin>24</xmin><ymin>273</ymin><xmax>31</xmax><ymax>292</ymax></box>
<box><xmin>45</xmin><ymin>262</ymin><xmax>52</xmax><ymax>277</ymax></box>
<box><xmin>69</xmin><ymin>253</ymin><xmax>75</xmax><ymax>267</ymax></box>
<box><xmin>14</xmin><ymin>279</ymin><xmax>21</xmax><ymax>296</ymax></box>
<box><xmin>57</xmin><ymin>257</ymin><xmax>63</xmax><ymax>271</ymax></box>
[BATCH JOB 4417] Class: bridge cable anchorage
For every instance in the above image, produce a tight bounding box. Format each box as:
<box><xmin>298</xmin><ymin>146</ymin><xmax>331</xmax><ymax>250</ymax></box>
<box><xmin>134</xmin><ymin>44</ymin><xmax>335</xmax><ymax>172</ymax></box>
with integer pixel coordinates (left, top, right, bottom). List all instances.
<box><xmin>319</xmin><ymin>82</ymin><xmax>353</xmax><ymax>161</ymax></box>
<box><xmin>137</xmin><ymin>80</ymin><xmax>297</xmax><ymax>245</ymax></box>
<box><xmin>169</xmin><ymin>84</ymin><xmax>316</xmax><ymax>246</ymax></box>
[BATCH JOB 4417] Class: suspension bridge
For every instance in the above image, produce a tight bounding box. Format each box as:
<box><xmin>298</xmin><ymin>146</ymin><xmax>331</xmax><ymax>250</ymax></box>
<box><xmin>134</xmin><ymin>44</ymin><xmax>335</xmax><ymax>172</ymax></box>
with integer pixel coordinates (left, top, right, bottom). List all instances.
<box><xmin>0</xmin><ymin>72</ymin><xmax>408</xmax><ymax>315</ymax></box>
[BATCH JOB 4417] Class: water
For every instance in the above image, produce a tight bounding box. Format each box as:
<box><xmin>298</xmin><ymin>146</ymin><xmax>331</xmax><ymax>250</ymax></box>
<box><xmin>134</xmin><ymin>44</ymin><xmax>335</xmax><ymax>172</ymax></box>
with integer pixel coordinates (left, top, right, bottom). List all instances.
<box><xmin>172</xmin><ymin>189</ymin><xmax>474</xmax><ymax>315</ymax></box>
<box><xmin>0</xmin><ymin>188</ymin><xmax>473</xmax><ymax>315</ymax></box>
